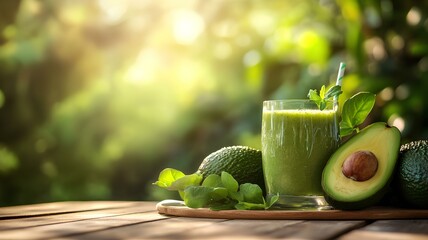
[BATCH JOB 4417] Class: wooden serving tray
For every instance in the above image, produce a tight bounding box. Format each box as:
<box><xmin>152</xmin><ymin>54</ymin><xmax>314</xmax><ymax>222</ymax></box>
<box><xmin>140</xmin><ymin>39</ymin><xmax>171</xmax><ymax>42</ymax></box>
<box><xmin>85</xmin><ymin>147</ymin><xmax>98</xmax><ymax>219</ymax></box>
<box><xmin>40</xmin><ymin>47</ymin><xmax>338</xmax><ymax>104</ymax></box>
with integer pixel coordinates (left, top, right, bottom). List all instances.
<box><xmin>156</xmin><ymin>200</ymin><xmax>428</xmax><ymax>220</ymax></box>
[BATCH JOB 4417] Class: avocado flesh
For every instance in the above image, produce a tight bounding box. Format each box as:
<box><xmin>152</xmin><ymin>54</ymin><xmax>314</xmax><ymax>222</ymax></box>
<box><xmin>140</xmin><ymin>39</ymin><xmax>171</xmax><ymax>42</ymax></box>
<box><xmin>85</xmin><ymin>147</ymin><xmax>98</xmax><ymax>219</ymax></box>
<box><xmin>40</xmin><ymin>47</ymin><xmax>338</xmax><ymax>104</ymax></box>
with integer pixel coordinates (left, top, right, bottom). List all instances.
<box><xmin>322</xmin><ymin>122</ymin><xmax>401</xmax><ymax>210</ymax></box>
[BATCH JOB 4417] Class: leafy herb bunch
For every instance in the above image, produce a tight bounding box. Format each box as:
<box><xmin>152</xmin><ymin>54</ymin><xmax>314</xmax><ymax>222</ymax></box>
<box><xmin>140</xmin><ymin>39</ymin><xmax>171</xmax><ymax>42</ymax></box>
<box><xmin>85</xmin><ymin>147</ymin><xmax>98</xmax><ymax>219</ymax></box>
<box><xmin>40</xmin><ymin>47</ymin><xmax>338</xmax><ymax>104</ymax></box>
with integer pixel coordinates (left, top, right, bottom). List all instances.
<box><xmin>154</xmin><ymin>168</ymin><xmax>278</xmax><ymax>210</ymax></box>
<box><xmin>308</xmin><ymin>85</ymin><xmax>376</xmax><ymax>137</ymax></box>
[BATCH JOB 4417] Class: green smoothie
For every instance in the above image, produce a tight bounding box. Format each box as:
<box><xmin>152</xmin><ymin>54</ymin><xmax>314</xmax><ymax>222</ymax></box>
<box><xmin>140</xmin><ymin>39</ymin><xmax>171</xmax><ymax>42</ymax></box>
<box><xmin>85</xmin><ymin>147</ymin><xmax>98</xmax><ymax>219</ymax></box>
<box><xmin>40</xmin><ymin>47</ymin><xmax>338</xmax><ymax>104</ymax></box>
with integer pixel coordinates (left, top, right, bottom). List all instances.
<box><xmin>262</xmin><ymin>103</ymin><xmax>339</xmax><ymax>198</ymax></box>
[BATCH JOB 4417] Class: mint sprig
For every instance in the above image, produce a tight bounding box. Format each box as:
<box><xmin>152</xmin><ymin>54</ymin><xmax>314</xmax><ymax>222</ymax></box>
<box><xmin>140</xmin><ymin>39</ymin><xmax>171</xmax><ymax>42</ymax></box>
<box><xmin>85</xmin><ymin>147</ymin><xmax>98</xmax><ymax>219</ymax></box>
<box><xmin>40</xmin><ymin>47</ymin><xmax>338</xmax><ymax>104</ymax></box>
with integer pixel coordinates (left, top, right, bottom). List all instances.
<box><xmin>307</xmin><ymin>85</ymin><xmax>342</xmax><ymax>110</ymax></box>
<box><xmin>154</xmin><ymin>169</ymin><xmax>278</xmax><ymax>210</ymax></box>
<box><xmin>308</xmin><ymin>86</ymin><xmax>376</xmax><ymax>137</ymax></box>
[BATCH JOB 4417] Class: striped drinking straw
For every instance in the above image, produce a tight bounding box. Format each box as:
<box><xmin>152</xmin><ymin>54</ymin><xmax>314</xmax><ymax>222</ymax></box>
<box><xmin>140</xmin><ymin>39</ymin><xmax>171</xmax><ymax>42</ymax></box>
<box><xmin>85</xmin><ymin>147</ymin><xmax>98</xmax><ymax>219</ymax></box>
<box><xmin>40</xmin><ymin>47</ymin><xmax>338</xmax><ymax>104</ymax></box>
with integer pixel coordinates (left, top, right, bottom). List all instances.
<box><xmin>334</xmin><ymin>62</ymin><xmax>346</xmax><ymax>108</ymax></box>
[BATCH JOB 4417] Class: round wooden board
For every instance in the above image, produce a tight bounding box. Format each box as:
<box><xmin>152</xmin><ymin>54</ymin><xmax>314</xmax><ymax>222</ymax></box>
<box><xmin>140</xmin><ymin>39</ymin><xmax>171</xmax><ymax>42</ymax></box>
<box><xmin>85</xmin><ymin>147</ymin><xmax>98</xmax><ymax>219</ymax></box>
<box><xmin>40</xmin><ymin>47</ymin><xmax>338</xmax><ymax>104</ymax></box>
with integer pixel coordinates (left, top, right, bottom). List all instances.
<box><xmin>156</xmin><ymin>200</ymin><xmax>428</xmax><ymax>220</ymax></box>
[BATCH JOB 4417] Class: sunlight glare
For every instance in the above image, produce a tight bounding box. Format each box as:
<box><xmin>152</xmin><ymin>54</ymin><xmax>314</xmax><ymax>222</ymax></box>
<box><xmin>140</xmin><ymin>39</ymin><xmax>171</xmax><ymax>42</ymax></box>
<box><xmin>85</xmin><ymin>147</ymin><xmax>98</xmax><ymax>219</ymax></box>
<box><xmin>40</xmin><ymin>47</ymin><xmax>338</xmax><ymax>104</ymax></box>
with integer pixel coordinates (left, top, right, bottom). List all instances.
<box><xmin>243</xmin><ymin>50</ymin><xmax>261</xmax><ymax>67</ymax></box>
<box><xmin>125</xmin><ymin>49</ymin><xmax>159</xmax><ymax>84</ymax></box>
<box><xmin>390</xmin><ymin>35</ymin><xmax>404</xmax><ymax>50</ymax></box>
<box><xmin>395</xmin><ymin>84</ymin><xmax>409</xmax><ymax>100</ymax></box>
<box><xmin>98</xmin><ymin>0</ymin><xmax>128</xmax><ymax>24</ymax></box>
<box><xmin>418</xmin><ymin>57</ymin><xmax>428</xmax><ymax>72</ymax></box>
<box><xmin>249</xmin><ymin>11</ymin><xmax>275</xmax><ymax>36</ymax></box>
<box><xmin>364</xmin><ymin>37</ymin><xmax>386</xmax><ymax>60</ymax></box>
<box><xmin>171</xmin><ymin>9</ymin><xmax>205</xmax><ymax>45</ymax></box>
<box><xmin>379</xmin><ymin>87</ymin><xmax>394</xmax><ymax>101</ymax></box>
<box><xmin>388</xmin><ymin>114</ymin><xmax>405</xmax><ymax>132</ymax></box>
<box><xmin>407</xmin><ymin>7</ymin><xmax>421</xmax><ymax>26</ymax></box>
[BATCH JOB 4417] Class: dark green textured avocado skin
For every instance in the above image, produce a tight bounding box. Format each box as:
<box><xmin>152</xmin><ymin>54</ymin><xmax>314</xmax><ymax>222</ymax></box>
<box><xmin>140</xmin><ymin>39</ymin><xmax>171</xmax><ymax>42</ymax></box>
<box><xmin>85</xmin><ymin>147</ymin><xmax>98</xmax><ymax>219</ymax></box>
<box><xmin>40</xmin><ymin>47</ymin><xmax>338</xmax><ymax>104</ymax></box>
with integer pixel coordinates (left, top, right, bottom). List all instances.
<box><xmin>395</xmin><ymin>140</ymin><xmax>428</xmax><ymax>209</ymax></box>
<box><xmin>197</xmin><ymin>146</ymin><xmax>265</xmax><ymax>192</ymax></box>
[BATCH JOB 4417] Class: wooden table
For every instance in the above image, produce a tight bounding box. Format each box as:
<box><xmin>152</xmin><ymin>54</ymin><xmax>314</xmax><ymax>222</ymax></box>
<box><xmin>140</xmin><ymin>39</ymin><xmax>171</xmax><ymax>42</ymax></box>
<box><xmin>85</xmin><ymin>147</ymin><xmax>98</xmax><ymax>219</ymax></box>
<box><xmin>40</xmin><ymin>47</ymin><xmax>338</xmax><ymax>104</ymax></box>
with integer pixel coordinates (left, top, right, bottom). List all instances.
<box><xmin>0</xmin><ymin>201</ymin><xmax>427</xmax><ymax>239</ymax></box>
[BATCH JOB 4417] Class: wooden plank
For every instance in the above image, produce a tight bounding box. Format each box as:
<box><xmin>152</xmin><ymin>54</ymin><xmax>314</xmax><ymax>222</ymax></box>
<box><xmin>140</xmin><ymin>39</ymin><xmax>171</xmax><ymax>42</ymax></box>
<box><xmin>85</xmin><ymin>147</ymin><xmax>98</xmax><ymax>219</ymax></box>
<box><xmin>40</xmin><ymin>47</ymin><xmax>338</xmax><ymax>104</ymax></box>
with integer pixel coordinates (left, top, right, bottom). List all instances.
<box><xmin>59</xmin><ymin>217</ymin><xmax>229</xmax><ymax>240</ymax></box>
<box><xmin>339</xmin><ymin>219</ymin><xmax>428</xmax><ymax>240</ymax></box>
<box><xmin>168</xmin><ymin>220</ymin><xmax>366</xmax><ymax>240</ymax></box>
<box><xmin>0</xmin><ymin>204</ymin><xmax>156</xmax><ymax>231</ymax></box>
<box><xmin>0</xmin><ymin>211</ymin><xmax>169</xmax><ymax>240</ymax></box>
<box><xmin>1</xmin><ymin>201</ymin><xmax>425</xmax><ymax>240</ymax></box>
<box><xmin>340</xmin><ymin>231</ymin><xmax>428</xmax><ymax>240</ymax></box>
<box><xmin>0</xmin><ymin>201</ymin><xmax>146</xmax><ymax>219</ymax></box>
<box><xmin>267</xmin><ymin>220</ymin><xmax>366</xmax><ymax>240</ymax></box>
<box><xmin>60</xmin><ymin>215</ymin><xmax>365</xmax><ymax>240</ymax></box>
<box><xmin>158</xmin><ymin>219</ymin><xmax>303</xmax><ymax>240</ymax></box>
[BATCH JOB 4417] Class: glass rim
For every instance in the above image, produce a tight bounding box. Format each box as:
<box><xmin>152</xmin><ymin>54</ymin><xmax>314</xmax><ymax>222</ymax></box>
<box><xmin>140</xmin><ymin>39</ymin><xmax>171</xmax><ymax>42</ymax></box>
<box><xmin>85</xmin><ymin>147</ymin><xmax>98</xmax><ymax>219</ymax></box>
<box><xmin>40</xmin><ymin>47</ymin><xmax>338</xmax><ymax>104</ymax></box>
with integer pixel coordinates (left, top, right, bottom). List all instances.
<box><xmin>263</xmin><ymin>99</ymin><xmax>334</xmax><ymax>103</ymax></box>
<box><xmin>263</xmin><ymin>99</ymin><xmax>337</xmax><ymax>111</ymax></box>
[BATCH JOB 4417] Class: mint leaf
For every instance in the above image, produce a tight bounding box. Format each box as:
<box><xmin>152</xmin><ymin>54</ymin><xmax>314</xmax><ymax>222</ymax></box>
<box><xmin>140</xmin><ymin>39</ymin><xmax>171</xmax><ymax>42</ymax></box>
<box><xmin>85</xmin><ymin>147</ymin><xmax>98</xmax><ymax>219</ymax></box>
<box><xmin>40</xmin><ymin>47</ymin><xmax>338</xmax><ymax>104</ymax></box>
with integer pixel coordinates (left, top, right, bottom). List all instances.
<box><xmin>211</xmin><ymin>187</ymin><xmax>229</xmax><ymax>199</ymax></box>
<box><xmin>340</xmin><ymin>92</ymin><xmax>376</xmax><ymax>137</ymax></box>
<box><xmin>307</xmin><ymin>89</ymin><xmax>322</xmax><ymax>106</ymax></box>
<box><xmin>319</xmin><ymin>85</ymin><xmax>326</xmax><ymax>99</ymax></box>
<box><xmin>169</xmin><ymin>173</ymin><xmax>203</xmax><ymax>191</ymax></box>
<box><xmin>240</xmin><ymin>183</ymin><xmax>264</xmax><ymax>204</ymax></box>
<box><xmin>324</xmin><ymin>85</ymin><xmax>343</xmax><ymax>99</ymax></box>
<box><xmin>339</xmin><ymin>126</ymin><xmax>355</xmax><ymax>137</ymax></box>
<box><xmin>202</xmin><ymin>174</ymin><xmax>222</xmax><ymax>188</ymax></box>
<box><xmin>319</xmin><ymin>101</ymin><xmax>326</xmax><ymax>111</ymax></box>
<box><xmin>234</xmin><ymin>183</ymin><xmax>276</xmax><ymax>210</ymax></box>
<box><xmin>235</xmin><ymin>192</ymin><xmax>279</xmax><ymax>210</ymax></box>
<box><xmin>220</xmin><ymin>171</ymin><xmax>243</xmax><ymax>201</ymax></box>
<box><xmin>235</xmin><ymin>202</ymin><xmax>266</xmax><ymax>210</ymax></box>
<box><xmin>308</xmin><ymin>85</ymin><xmax>342</xmax><ymax>110</ymax></box>
<box><xmin>209</xmin><ymin>200</ymin><xmax>237</xmax><ymax>210</ymax></box>
<box><xmin>153</xmin><ymin>168</ymin><xmax>185</xmax><ymax>189</ymax></box>
<box><xmin>221</xmin><ymin>171</ymin><xmax>239</xmax><ymax>193</ymax></box>
<box><xmin>266</xmin><ymin>193</ymin><xmax>280</xmax><ymax>209</ymax></box>
<box><xmin>183</xmin><ymin>186</ymin><xmax>228</xmax><ymax>208</ymax></box>
<box><xmin>183</xmin><ymin>186</ymin><xmax>214</xmax><ymax>208</ymax></box>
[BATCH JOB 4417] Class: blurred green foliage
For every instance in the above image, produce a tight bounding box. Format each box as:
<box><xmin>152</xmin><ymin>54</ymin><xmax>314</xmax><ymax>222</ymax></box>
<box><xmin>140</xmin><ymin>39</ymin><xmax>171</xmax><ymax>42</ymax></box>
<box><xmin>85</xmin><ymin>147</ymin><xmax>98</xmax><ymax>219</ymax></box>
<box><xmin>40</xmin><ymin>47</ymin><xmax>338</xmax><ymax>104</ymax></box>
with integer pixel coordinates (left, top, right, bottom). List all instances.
<box><xmin>0</xmin><ymin>0</ymin><xmax>427</xmax><ymax>206</ymax></box>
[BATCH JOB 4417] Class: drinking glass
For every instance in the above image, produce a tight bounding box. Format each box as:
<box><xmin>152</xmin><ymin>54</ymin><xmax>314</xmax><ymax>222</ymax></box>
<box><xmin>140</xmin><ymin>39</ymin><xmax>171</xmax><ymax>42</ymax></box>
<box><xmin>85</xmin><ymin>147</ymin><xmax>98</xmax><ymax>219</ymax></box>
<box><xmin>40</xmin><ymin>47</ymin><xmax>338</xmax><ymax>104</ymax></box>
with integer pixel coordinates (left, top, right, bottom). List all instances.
<box><xmin>261</xmin><ymin>100</ymin><xmax>339</xmax><ymax>209</ymax></box>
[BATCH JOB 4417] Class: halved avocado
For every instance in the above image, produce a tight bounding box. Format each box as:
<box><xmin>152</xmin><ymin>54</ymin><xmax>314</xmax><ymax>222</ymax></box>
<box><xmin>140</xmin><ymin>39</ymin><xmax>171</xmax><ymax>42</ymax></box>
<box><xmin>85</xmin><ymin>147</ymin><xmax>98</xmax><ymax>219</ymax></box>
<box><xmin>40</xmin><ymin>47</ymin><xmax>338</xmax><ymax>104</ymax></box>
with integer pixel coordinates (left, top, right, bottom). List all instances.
<box><xmin>322</xmin><ymin>122</ymin><xmax>401</xmax><ymax>210</ymax></box>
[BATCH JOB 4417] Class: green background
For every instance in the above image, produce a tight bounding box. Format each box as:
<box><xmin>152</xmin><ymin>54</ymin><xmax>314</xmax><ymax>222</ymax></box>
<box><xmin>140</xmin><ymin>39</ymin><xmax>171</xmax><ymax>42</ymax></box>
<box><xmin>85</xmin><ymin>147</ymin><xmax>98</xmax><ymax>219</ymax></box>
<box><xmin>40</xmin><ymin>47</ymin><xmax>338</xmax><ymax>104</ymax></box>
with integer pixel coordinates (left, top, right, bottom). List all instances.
<box><xmin>0</xmin><ymin>0</ymin><xmax>427</xmax><ymax>206</ymax></box>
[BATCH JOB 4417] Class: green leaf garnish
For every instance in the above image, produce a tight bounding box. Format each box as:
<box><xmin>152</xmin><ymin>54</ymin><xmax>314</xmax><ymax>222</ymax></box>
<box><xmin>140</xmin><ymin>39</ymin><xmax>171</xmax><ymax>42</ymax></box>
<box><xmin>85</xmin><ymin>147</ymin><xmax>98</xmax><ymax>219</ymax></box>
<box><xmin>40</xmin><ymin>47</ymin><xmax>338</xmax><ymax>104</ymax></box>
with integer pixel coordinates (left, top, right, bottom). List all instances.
<box><xmin>319</xmin><ymin>85</ymin><xmax>326</xmax><ymax>99</ymax></box>
<box><xmin>169</xmin><ymin>173</ymin><xmax>203</xmax><ymax>191</ymax></box>
<box><xmin>202</xmin><ymin>174</ymin><xmax>222</xmax><ymax>188</ymax></box>
<box><xmin>154</xmin><ymin>168</ymin><xmax>278</xmax><ymax>210</ymax></box>
<box><xmin>307</xmin><ymin>85</ymin><xmax>343</xmax><ymax>110</ymax></box>
<box><xmin>307</xmin><ymin>89</ymin><xmax>322</xmax><ymax>107</ymax></box>
<box><xmin>339</xmin><ymin>92</ymin><xmax>376</xmax><ymax>137</ymax></box>
<box><xmin>325</xmin><ymin>85</ymin><xmax>343</xmax><ymax>99</ymax></box>
<box><xmin>235</xmin><ymin>201</ymin><xmax>266</xmax><ymax>210</ymax></box>
<box><xmin>182</xmin><ymin>186</ymin><xmax>216</xmax><ymax>208</ymax></box>
<box><xmin>240</xmin><ymin>183</ymin><xmax>264</xmax><ymax>204</ymax></box>
<box><xmin>266</xmin><ymin>193</ymin><xmax>280</xmax><ymax>209</ymax></box>
<box><xmin>221</xmin><ymin>171</ymin><xmax>239</xmax><ymax>193</ymax></box>
<box><xmin>153</xmin><ymin>168</ymin><xmax>185</xmax><ymax>189</ymax></box>
<box><xmin>308</xmin><ymin>85</ymin><xmax>376</xmax><ymax>137</ymax></box>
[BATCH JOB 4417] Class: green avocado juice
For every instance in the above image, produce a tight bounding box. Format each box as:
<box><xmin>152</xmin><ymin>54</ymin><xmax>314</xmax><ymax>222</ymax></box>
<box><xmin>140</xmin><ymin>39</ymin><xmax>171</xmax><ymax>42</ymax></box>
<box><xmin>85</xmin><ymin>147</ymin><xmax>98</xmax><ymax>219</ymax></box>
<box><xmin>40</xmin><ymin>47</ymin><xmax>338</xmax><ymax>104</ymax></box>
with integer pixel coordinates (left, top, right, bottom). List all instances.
<box><xmin>261</xmin><ymin>100</ymin><xmax>339</xmax><ymax>207</ymax></box>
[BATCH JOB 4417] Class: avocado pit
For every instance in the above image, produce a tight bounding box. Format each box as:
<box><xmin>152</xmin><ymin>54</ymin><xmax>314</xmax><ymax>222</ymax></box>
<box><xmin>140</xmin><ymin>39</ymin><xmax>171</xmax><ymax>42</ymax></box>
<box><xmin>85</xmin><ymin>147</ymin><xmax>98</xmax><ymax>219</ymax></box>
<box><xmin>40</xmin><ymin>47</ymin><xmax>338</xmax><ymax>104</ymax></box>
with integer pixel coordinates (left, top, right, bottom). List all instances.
<box><xmin>342</xmin><ymin>151</ymin><xmax>378</xmax><ymax>181</ymax></box>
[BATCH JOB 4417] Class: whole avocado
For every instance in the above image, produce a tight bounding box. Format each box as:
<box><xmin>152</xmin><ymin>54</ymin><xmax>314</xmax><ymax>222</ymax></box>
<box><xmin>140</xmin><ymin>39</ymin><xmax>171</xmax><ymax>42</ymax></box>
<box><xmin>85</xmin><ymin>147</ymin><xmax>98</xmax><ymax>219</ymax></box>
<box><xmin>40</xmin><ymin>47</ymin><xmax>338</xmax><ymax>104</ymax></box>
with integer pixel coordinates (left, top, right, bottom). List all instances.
<box><xmin>197</xmin><ymin>146</ymin><xmax>265</xmax><ymax>192</ymax></box>
<box><xmin>394</xmin><ymin>140</ymin><xmax>428</xmax><ymax>209</ymax></box>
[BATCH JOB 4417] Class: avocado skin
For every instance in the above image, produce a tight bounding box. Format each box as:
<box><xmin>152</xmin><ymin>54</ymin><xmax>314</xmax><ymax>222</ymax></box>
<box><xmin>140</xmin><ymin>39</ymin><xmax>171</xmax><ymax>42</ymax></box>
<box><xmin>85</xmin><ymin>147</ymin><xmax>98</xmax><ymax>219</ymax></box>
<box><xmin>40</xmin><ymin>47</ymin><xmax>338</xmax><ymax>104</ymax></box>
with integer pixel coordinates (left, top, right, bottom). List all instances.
<box><xmin>197</xmin><ymin>146</ymin><xmax>265</xmax><ymax>192</ymax></box>
<box><xmin>394</xmin><ymin>140</ymin><xmax>428</xmax><ymax>209</ymax></box>
<box><xmin>321</xmin><ymin>122</ymin><xmax>401</xmax><ymax>210</ymax></box>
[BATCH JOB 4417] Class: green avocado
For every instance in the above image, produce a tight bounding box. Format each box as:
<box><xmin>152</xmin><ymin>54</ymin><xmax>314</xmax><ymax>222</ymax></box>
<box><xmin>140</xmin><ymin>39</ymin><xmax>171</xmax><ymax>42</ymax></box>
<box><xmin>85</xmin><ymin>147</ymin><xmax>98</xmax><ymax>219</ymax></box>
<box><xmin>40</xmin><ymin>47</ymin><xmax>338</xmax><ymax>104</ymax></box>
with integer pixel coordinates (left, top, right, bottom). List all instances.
<box><xmin>196</xmin><ymin>146</ymin><xmax>265</xmax><ymax>192</ymax></box>
<box><xmin>322</xmin><ymin>122</ymin><xmax>401</xmax><ymax>210</ymax></box>
<box><xmin>394</xmin><ymin>140</ymin><xmax>428</xmax><ymax>209</ymax></box>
